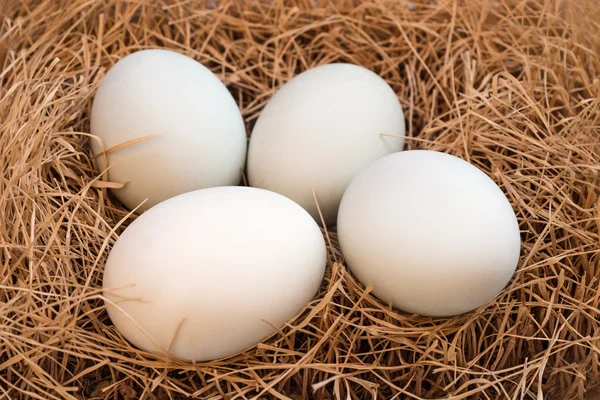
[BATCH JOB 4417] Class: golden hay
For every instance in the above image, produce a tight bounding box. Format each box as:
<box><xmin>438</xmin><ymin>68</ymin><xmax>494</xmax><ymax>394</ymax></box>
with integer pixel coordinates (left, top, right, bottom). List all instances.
<box><xmin>2</xmin><ymin>0</ymin><xmax>600</xmax><ymax>399</ymax></box>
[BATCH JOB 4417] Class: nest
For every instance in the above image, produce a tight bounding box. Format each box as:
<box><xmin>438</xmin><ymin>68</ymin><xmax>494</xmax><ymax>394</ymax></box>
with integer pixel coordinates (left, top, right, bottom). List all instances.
<box><xmin>2</xmin><ymin>0</ymin><xmax>600</xmax><ymax>399</ymax></box>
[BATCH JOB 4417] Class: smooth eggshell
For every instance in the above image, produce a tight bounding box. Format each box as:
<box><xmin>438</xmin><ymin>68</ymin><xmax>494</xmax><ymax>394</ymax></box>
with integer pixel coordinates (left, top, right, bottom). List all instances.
<box><xmin>337</xmin><ymin>150</ymin><xmax>521</xmax><ymax>317</ymax></box>
<box><xmin>248</xmin><ymin>63</ymin><xmax>405</xmax><ymax>225</ymax></box>
<box><xmin>91</xmin><ymin>49</ymin><xmax>247</xmax><ymax>213</ymax></box>
<box><xmin>103</xmin><ymin>186</ymin><xmax>326</xmax><ymax>361</ymax></box>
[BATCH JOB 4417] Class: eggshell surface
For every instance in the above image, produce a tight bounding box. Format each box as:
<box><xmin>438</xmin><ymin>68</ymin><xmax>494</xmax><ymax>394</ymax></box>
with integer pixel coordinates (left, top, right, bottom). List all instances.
<box><xmin>103</xmin><ymin>187</ymin><xmax>326</xmax><ymax>361</ymax></box>
<box><xmin>337</xmin><ymin>150</ymin><xmax>521</xmax><ymax>317</ymax></box>
<box><xmin>91</xmin><ymin>49</ymin><xmax>247</xmax><ymax>212</ymax></box>
<box><xmin>247</xmin><ymin>63</ymin><xmax>405</xmax><ymax>225</ymax></box>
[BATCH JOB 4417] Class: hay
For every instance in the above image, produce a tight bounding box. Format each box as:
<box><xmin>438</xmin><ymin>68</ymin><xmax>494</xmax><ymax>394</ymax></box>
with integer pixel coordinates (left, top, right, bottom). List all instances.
<box><xmin>1</xmin><ymin>0</ymin><xmax>600</xmax><ymax>399</ymax></box>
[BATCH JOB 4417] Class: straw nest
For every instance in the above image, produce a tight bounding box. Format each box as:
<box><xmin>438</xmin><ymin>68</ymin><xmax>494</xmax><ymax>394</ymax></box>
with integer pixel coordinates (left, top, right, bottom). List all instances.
<box><xmin>2</xmin><ymin>0</ymin><xmax>600</xmax><ymax>399</ymax></box>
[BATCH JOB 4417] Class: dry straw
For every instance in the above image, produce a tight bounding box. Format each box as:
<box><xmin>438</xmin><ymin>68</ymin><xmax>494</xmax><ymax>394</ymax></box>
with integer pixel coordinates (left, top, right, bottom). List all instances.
<box><xmin>1</xmin><ymin>0</ymin><xmax>600</xmax><ymax>399</ymax></box>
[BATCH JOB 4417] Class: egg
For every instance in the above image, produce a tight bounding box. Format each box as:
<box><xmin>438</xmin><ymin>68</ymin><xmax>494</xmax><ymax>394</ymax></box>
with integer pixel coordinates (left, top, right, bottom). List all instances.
<box><xmin>91</xmin><ymin>49</ymin><xmax>247</xmax><ymax>213</ymax></box>
<box><xmin>247</xmin><ymin>63</ymin><xmax>405</xmax><ymax>225</ymax></box>
<box><xmin>102</xmin><ymin>186</ymin><xmax>326</xmax><ymax>361</ymax></box>
<box><xmin>337</xmin><ymin>150</ymin><xmax>521</xmax><ymax>317</ymax></box>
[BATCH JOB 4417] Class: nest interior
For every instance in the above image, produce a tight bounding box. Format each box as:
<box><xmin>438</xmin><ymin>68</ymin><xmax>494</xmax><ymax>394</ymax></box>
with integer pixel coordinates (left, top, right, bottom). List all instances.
<box><xmin>1</xmin><ymin>0</ymin><xmax>600</xmax><ymax>399</ymax></box>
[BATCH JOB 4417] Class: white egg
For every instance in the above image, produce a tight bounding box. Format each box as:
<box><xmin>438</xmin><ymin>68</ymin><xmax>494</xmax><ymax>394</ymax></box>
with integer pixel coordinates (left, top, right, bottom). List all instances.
<box><xmin>103</xmin><ymin>186</ymin><xmax>326</xmax><ymax>361</ymax></box>
<box><xmin>91</xmin><ymin>49</ymin><xmax>247</xmax><ymax>213</ymax></box>
<box><xmin>247</xmin><ymin>63</ymin><xmax>405</xmax><ymax>225</ymax></box>
<box><xmin>337</xmin><ymin>150</ymin><xmax>521</xmax><ymax>317</ymax></box>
